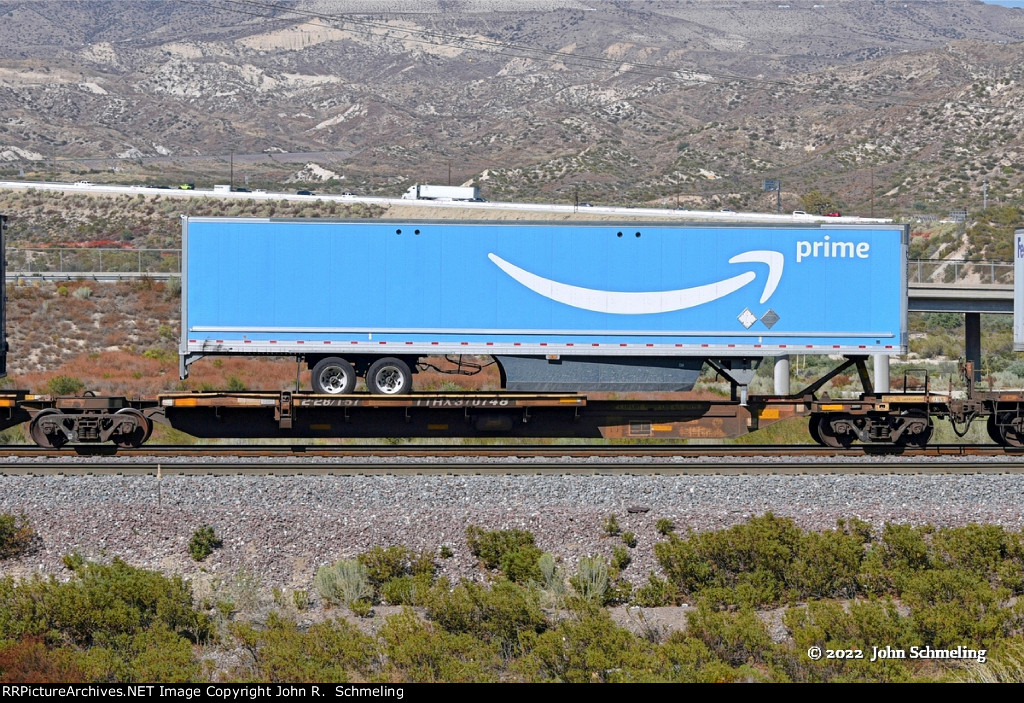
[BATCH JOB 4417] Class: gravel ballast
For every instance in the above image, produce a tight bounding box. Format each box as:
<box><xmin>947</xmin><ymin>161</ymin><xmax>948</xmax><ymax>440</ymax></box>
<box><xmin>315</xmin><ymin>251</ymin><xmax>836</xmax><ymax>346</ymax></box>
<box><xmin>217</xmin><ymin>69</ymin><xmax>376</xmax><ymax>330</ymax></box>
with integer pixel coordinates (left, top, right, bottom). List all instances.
<box><xmin>2</xmin><ymin>470</ymin><xmax>1023</xmax><ymax>592</ymax></box>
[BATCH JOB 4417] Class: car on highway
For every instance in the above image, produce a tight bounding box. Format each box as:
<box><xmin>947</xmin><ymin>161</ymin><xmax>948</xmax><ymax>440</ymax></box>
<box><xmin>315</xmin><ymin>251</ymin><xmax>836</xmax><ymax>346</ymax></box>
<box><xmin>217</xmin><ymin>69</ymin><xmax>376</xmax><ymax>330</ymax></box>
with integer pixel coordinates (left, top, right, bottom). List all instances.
<box><xmin>296</xmin><ymin>190</ymin><xmax>314</xmax><ymax>196</ymax></box>
<box><xmin>825</xmin><ymin>211</ymin><xmax>841</xmax><ymax>217</ymax></box>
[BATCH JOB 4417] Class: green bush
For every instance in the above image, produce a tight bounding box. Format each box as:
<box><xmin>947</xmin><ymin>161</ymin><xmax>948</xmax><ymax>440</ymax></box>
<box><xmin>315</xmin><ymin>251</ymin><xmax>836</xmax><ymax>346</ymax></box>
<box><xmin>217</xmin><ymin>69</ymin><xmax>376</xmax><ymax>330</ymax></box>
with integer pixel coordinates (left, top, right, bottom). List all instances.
<box><xmin>46</xmin><ymin>375</ymin><xmax>85</xmax><ymax>395</ymax></box>
<box><xmin>378</xmin><ymin>608</ymin><xmax>501</xmax><ymax>683</ymax></box>
<box><xmin>0</xmin><ymin>557</ymin><xmax>215</xmax><ymax>648</ymax></box>
<box><xmin>465</xmin><ymin>526</ymin><xmax>543</xmax><ymax>583</ymax></box>
<box><xmin>230</xmin><ymin>611</ymin><xmax>375</xmax><ymax>683</ymax></box>
<box><xmin>632</xmin><ymin>573</ymin><xmax>675</xmax><ymax>607</ymax></box>
<box><xmin>654</xmin><ymin>513</ymin><xmax>804</xmax><ymax>606</ymax></box>
<box><xmin>357</xmin><ymin>545</ymin><xmax>434</xmax><ymax>590</ymax></box>
<box><xmin>423</xmin><ymin>578</ymin><xmax>546</xmax><ymax>655</ymax></box>
<box><xmin>380</xmin><ymin>574</ymin><xmax>433</xmax><ymax>606</ymax></box>
<box><xmin>187</xmin><ymin>525</ymin><xmax>221</xmax><ymax>562</ymax></box>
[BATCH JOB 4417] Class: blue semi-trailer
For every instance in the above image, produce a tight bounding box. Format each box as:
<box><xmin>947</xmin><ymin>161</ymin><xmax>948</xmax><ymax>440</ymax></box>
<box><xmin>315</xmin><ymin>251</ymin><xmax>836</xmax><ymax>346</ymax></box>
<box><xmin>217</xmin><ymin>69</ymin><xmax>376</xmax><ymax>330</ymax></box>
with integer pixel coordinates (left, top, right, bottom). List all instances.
<box><xmin>179</xmin><ymin>217</ymin><xmax>908</xmax><ymax>395</ymax></box>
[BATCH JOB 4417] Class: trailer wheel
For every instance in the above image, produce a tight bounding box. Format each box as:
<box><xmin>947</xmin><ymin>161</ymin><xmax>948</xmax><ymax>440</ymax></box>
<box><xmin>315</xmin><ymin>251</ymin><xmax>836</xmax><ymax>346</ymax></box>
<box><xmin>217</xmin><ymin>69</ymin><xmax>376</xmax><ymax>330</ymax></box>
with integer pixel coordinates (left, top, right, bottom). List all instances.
<box><xmin>366</xmin><ymin>357</ymin><xmax>412</xmax><ymax>395</ymax></box>
<box><xmin>112</xmin><ymin>408</ymin><xmax>152</xmax><ymax>449</ymax></box>
<box><xmin>29</xmin><ymin>408</ymin><xmax>68</xmax><ymax>449</ymax></box>
<box><xmin>311</xmin><ymin>357</ymin><xmax>357</xmax><ymax>394</ymax></box>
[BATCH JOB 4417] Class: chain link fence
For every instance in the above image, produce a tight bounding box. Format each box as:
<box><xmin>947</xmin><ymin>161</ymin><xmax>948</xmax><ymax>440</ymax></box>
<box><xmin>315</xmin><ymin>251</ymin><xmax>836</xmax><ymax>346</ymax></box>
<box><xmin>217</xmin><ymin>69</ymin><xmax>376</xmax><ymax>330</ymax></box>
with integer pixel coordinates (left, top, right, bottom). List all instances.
<box><xmin>7</xmin><ymin>248</ymin><xmax>180</xmax><ymax>275</ymax></box>
<box><xmin>907</xmin><ymin>259</ymin><xmax>1012</xmax><ymax>285</ymax></box>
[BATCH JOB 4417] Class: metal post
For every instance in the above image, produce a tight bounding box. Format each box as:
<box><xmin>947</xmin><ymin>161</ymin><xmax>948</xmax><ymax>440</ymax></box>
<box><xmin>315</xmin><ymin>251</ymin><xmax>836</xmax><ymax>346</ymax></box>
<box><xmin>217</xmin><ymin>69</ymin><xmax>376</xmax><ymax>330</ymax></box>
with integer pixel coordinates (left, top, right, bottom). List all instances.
<box><xmin>873</xmin><ymin>354</ymin><xmax>890</xmax><ymax>393</ymax></box>
<box><xmin>774</xmin><ymin>355</ymin><xmax>791</xmax><ymax>395</ymax></box>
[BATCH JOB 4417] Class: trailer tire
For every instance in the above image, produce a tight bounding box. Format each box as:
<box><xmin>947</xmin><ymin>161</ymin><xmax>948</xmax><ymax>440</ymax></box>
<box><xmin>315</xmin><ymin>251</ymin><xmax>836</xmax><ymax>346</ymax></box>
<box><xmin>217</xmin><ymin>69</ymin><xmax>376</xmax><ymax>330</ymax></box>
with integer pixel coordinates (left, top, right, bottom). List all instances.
<box><xmin>366</xmin><ymin>357</ymin><xmax>412</xmax><ymax>395</ymax></box>
<box><xmin>311</xmin><ymin>357</ymin><xmax>357</xmax><ymax>394</ymax></box>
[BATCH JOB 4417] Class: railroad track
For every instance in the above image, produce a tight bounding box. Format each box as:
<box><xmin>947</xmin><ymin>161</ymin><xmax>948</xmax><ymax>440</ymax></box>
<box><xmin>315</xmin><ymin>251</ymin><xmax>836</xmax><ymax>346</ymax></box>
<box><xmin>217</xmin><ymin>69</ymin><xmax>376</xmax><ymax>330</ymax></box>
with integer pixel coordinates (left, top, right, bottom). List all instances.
<box><xmin>0</xmin><ymin>443</ymin><xmax>1022</xmax><ymax>475</ymax></box>
<box><xmin>0</xmin><ymin>442</ymin><xmax>1020</xmax><ymax>458</ymax></box>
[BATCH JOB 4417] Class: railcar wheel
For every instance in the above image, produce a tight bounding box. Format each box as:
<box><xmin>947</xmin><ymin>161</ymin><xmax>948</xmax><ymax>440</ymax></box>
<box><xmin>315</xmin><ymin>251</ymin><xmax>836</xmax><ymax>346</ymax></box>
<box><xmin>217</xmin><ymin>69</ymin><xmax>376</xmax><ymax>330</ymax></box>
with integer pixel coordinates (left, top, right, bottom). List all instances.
<box><xmin>808</xmin><ymin>413</ymin><xmax>824</xmax><ymax>446</ymax></box>
<box><xmin>28</xmin><ymin>408</ymin><xmax>69</xmax><ymax>449</ymax></box>
<box><xmin>998</xmin><ymin>413</ymin><xmax>1024</xmax><ymax>448</ymax></box>
<box><xmin>366</xmin><ymin>357</ymin><xmax>412</xmax><ymax>395</ymax></box>
<box><xmin>311</xmin><ymin>357</ymin><xmax>357</xmax><ymax>394</ymax></box>
<box><xmin>896</xmin><ymin>410</ymin><xmax>932</xmax><ymax>448</ymax></box>
<box><xmin>112</xmin><ymin>408</ymin><xmax>152</xmax><ymax>449</ymax></box>
<box><xmin>987</xmin><ymin>414</ymin><xmax>1003</xmax><ymax>445</ymax></box>
<box><xmin>816</xmin><ymin>414</ymin><xmax>855</xmax><ymax>449</ymax></box>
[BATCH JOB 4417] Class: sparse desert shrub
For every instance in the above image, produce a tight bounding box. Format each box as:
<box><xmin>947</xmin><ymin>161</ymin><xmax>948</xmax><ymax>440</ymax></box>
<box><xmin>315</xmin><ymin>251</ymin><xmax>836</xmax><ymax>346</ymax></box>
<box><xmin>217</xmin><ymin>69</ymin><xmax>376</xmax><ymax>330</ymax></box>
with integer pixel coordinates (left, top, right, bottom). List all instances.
<box><xmin>603</xmin><ymin>514</ymin><xmax>622</xmax><ymax>536</ymax></box>
<box><xmin>165</xmin><ymin>277</ymin><xmax>181</xmax><ymax>299</ymax></box>
<box><xmin>0</xmin><ymin>512</ymin><xmax>38</xmax><ymax>559</ymax></box>
<box><xmin>188</xmin><ymin>525</ymin><xmax>222</xmax><ymax>562</ymax></box>
<box><xmin>611</xmin><ymin>545</ymin><xmax>631</xmax><ymax>571</ymax></box>
<box><xmin>314</xmin><ymin>559</ymin><xmax>374</xmax><ymax>609</ymax></box>
<box><xmin>656</xmin><ymin>518</ymin><xmax>676</xmax><ymax>536</ymax></box>
<box><xmin>570</xmin><ymin>555</ymin><xmax>609</xmax><ymax>602</ymax></box>
<box><xmin>71</xmin><ymin>286</ymin><xmax>92</xmax><ymax>300</ymax></box>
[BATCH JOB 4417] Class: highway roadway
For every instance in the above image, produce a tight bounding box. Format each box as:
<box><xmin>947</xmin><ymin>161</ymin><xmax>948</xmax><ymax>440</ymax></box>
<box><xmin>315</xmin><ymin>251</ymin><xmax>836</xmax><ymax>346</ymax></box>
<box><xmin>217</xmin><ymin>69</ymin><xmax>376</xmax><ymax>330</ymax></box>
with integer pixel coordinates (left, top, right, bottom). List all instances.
<box><xmin>0</xmin><ymin>179</ymin><xmax>891</xmax><ymax>225</ymax></box>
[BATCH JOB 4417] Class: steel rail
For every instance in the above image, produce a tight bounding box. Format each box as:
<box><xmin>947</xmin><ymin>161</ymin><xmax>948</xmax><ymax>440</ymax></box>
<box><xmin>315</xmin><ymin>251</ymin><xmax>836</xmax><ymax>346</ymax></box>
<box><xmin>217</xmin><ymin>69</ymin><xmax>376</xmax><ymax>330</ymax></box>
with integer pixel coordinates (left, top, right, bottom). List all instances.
<box><xmin>0</xmin><ymin>443</ymin><xmax>1017</xmax><ymax>459</ymax></box>
<box><xmin>0</xmin><ymin>459</ymin><xmax>1020</xmax><ymax>476</ymax></box>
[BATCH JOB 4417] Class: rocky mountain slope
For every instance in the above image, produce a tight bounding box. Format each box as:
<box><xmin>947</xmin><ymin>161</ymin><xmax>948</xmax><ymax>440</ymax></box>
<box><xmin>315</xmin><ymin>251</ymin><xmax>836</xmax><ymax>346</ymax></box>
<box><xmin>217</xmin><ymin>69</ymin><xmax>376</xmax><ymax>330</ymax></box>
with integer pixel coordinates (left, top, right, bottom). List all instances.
<box><xmin>0</xmin><ymin>1</ymin><xmax>1023</xmax><ymax>213</ymax></box>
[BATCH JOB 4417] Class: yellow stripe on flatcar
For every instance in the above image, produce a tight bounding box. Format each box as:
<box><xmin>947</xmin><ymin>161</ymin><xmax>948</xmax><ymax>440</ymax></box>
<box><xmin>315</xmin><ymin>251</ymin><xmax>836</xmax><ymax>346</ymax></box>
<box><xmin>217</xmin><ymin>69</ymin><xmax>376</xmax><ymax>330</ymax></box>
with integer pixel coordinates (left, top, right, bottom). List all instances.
<box><xmin>820</xmin><ymin>404</ymin><xmax>845</xmax><ymax>411</ymax></box>
<box><xmin>172</xmin><ymin>398</ymin><xmax>198</xmax><ymax>407</ymax></box>
<box><xmin>759</xmin><ymin>409</ymin><xmax>779</xmax><ymax>419</ymax></box>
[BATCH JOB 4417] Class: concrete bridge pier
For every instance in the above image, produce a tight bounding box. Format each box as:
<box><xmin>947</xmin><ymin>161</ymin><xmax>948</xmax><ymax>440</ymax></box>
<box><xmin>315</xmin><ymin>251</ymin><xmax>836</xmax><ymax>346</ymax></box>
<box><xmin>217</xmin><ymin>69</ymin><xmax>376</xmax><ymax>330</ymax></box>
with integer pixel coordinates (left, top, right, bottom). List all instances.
<box><xmin>966</xmin><ymin>312</ymin><xmax>981</xmax><ymax>383</ymax></box>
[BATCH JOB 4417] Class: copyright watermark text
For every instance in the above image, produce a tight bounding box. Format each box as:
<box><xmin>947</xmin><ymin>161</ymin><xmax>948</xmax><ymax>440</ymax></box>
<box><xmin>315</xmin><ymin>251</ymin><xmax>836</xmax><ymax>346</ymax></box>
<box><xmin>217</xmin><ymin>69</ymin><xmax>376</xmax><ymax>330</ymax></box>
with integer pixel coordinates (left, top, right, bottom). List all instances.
<box><xmin>806</xmin><ymin>645</ymin><xmax>987</xmax><ymax>663</ymax></box>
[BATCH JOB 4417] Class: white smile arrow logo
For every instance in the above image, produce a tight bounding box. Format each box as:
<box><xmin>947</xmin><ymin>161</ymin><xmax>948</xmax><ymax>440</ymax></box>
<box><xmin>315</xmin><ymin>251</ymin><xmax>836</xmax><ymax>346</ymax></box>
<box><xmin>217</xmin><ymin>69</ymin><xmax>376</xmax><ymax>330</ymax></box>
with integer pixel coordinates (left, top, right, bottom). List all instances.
<box><xmin>488</xmin><ymin>250</ymin><xmax>784</xmax><ymax>315</ymax></box>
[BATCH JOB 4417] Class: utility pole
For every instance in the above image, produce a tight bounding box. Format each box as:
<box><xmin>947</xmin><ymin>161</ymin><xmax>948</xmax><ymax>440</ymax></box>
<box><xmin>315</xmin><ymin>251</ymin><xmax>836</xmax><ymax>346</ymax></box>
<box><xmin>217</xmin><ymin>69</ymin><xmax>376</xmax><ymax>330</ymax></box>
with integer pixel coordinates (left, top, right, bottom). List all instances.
<box><xmin>983</xmin><ymin>179</ymin><xmax>988</xmax><ymax>210</ymax></box>
<box><xmin>230</xmin><ymin>150</ymin><xmax>234</xmax><ymax>190</ymax></box>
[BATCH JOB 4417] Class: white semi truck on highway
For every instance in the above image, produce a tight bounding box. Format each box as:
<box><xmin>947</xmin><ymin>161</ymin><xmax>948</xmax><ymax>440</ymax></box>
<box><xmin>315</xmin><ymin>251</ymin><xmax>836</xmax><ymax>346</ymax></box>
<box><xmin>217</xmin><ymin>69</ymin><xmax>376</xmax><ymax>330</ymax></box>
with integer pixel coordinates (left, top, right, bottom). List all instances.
<box><xmin>401</xmin><ymin>184</ymin><xmax>479</xmax><ymax>201</ymax></box>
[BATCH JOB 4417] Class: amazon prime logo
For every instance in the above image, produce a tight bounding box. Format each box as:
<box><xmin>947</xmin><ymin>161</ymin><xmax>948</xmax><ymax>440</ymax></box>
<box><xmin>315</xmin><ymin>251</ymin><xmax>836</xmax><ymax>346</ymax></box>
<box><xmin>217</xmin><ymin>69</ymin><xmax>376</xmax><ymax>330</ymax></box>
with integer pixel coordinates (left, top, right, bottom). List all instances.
<box><xmin>488</xmin><ymin>250</ymin><xmax>784</xmax><ymax>315</ymax></box>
